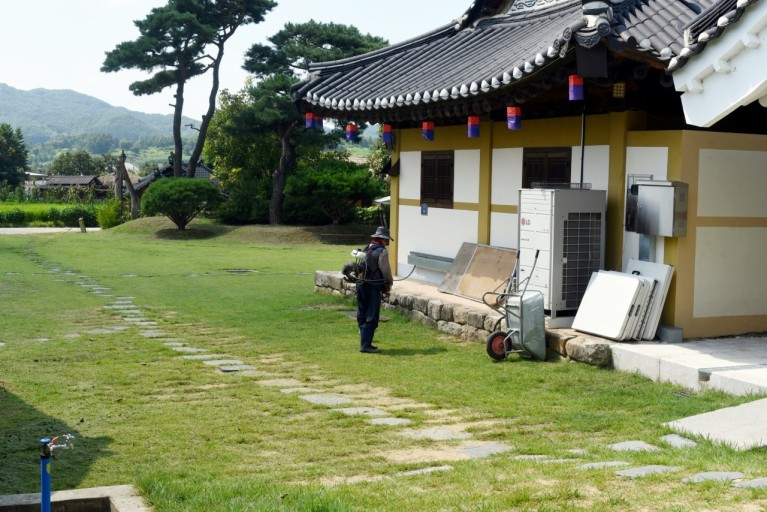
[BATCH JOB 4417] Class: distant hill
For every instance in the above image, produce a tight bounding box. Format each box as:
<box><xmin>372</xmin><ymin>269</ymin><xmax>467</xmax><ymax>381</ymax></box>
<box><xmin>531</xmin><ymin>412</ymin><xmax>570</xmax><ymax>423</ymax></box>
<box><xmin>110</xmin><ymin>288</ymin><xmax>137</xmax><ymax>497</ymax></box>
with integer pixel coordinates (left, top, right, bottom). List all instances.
<box><xmin>0</xmin><ymin>83</ymin><xmax>200</xmax><ymax>144</ymax></box>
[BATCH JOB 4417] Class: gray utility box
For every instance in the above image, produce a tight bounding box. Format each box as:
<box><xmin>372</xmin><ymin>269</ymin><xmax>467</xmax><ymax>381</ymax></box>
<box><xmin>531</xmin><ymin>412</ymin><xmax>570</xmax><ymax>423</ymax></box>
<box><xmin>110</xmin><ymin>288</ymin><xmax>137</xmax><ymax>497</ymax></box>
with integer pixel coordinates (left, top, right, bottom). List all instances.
<box><xmin>636</xmin><ymin>180</ymin><xmax>688</xmax><ymax>237</ymax></box>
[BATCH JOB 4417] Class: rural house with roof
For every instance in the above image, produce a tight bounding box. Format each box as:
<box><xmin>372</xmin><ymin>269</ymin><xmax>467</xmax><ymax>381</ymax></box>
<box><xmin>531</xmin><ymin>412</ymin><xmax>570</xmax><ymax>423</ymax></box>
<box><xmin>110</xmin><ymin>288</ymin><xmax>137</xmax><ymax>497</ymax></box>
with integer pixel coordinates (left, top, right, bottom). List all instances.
<box><xmin>294</xmin><ymin>0</ymin><xmax>767</xmax><ymax>339</ymax></box>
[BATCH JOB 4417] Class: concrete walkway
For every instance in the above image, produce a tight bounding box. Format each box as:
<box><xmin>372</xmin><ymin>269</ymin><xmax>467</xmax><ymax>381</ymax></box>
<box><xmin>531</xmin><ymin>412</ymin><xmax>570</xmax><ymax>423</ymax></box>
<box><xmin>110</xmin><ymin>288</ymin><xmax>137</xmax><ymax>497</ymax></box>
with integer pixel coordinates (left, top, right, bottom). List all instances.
<box><xmin>0</xmin><ymin>227</ymin><xmax>101</xmax><ymax>234</ymax></box>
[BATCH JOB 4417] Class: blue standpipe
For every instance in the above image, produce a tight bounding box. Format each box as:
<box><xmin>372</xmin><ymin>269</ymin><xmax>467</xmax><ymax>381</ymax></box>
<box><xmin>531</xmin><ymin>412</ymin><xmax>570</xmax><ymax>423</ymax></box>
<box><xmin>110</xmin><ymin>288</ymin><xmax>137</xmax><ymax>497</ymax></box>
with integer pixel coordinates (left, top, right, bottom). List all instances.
<box><xmin>40</xmin><ymin>438</ymin><xmax>52</xmax><ymax>512</ymax></box>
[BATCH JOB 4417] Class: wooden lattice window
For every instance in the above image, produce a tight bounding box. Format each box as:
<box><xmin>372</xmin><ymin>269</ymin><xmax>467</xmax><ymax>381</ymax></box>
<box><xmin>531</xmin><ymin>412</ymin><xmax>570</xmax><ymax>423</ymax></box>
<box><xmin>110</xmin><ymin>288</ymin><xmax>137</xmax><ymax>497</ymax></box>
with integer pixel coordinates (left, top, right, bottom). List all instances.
<box><xmin>421</xmin><ymin>151</ymin><xmax>454</xmax><ymax>208</ymax></box>
<box><xmin>523</xmin><ymin>148</ymin><xmax>572</xmax><ymax>188</ymax></box>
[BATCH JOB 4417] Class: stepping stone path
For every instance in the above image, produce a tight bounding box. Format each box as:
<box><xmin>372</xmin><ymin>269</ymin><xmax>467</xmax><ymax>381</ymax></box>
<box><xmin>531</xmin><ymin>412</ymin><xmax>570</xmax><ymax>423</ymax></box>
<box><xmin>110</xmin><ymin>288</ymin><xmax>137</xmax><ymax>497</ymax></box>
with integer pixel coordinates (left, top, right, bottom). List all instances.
<box><xmin>8</xmin><ymin>251</ymin><xmax>767</xmax><ymax>493</ymax></box>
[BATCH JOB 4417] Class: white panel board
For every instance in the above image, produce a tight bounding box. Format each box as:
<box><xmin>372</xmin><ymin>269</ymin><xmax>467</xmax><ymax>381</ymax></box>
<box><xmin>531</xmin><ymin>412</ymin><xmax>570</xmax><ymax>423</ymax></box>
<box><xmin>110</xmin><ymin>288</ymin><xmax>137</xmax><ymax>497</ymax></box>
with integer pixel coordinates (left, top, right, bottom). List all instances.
<box><xmin>573</xmin><ymin>272</ymin><xmax>644</xmax><ymax>340</ymax></box>
<box><xmin>491</xmin><ymin>148</ymin><xmax>523</xmax><ymax>205</ymax></box>
<box><xmin>571</xmin><ymin>145</ymin><xmax>610</xmax><ymax>191</ymax></box>
<box><xmin>625</xmin><ymin>259</ymin><xmax>674</xmax><ymax>340</ymax></box>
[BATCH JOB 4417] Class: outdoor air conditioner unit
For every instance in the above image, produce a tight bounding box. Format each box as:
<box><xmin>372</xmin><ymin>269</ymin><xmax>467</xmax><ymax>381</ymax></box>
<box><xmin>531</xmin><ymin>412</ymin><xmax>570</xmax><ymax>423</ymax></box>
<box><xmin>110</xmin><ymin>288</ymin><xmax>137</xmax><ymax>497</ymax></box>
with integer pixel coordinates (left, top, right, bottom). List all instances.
<box><xmin>518</xmin><ymin>187</ymin><xmax>606</xmax><ymax>319</ymax></box>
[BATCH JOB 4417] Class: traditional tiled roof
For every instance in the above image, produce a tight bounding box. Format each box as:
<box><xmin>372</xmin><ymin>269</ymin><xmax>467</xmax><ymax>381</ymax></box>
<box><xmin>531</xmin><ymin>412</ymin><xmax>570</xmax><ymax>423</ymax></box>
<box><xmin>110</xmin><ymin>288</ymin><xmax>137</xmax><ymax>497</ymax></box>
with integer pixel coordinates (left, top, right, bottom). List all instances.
<box><xmin>42</xmin><ymin>175</ymin><xmax>101</xmax><ymax>187</ymax></box>
<box><xmin>292</xmin><ymin>0</ymin><xmax>760</xmax><ymax>122</ymax></box>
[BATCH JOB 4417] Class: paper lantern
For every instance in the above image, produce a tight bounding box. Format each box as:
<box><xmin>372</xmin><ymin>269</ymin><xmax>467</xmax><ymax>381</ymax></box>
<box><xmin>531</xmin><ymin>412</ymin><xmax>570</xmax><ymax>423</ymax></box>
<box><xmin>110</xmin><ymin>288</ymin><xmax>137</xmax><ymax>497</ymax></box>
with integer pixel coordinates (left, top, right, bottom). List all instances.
<box><xmin>382</xmin><ymin>124</ymin><xmax>393</xmax><ymax>144</ymax></box>
<box><xmin>305</xmin><ymin>113</ymin><xmax>314</xmax><ymax>128</ymax></box>
<box><xmin>313</xmin><ymin>115</ymin><xmax>323</xmax><ymax>130</ymax></box>
<box><xmin>507</xmin><ymin>107</ymin><xmax>521</xmax><ymax>130</ymax></box>
<box><xmin>569</xmin><ymin>75</ymin><xmax>584</xmax><ymax>101</ymax></box>
<box><xmin>467</xmin><ymin>116</ymin><xmax>480</xmax><ymax>138</ymax></box>
<box><xmin>422</xmin><ymin>121</ymin><xmax>434</xmax><ymax>141</ymax></box>
<box><xmin>345</xmin><ymin>123</ymin><xmax>358</xmax><ymax>141</ymax></box>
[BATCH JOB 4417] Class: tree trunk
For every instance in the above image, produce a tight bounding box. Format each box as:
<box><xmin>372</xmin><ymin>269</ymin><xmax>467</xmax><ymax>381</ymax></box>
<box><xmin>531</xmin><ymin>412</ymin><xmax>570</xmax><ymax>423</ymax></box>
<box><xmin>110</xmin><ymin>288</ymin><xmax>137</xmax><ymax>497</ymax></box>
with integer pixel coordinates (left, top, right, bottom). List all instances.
<box><xmin>187</xmin><ymin>43</ymin><xmax>225</xmax><ymax>177</ymax></box>
<box><xmin>172</xmin><ymin>79</ymin><xmax>186</xmax><ymax>177</ymax></box>
<box><xmin>269</xmin><ymin>122</ymin><xmax>297</xmax><ymax>225</ymax></box>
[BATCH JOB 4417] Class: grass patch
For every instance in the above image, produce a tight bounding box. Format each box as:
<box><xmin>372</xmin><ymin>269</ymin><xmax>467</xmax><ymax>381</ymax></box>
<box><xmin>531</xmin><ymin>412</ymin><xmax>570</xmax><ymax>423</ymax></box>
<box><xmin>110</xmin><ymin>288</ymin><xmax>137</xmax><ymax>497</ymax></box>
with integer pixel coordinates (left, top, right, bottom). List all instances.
<box><xmin>1</xmin><ymin>218</ymin><xmax>765</xmax><ymax>511</ymax></box>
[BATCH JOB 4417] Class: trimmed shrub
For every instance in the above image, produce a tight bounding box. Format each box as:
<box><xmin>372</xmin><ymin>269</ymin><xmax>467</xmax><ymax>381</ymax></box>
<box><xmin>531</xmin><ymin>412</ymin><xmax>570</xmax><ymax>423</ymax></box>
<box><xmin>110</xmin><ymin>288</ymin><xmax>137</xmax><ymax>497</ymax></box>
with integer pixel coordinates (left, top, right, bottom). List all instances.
<box><xmin>96</xmin><ymin>199</ymin><xmax>126</xmax><ymax>229</ymax></box>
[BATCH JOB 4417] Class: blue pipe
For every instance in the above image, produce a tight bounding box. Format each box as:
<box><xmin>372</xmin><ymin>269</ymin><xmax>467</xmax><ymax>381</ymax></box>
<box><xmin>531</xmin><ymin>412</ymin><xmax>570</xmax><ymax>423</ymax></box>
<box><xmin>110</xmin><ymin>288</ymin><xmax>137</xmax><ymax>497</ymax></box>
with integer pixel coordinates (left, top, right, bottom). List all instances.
<box><xmin>40</xmin><ymin>438</ymin><xmax>51</xmax><ymax>512</ymax></box>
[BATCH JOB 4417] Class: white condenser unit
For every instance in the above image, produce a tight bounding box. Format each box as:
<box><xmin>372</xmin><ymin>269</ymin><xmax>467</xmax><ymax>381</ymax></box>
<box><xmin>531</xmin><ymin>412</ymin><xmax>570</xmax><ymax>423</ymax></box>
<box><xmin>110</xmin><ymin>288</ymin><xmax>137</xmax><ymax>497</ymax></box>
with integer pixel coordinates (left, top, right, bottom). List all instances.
<box><xmin>518</xmin><ymin>188</ymin><xmax>606</xmax><ymax>318</ymax></box>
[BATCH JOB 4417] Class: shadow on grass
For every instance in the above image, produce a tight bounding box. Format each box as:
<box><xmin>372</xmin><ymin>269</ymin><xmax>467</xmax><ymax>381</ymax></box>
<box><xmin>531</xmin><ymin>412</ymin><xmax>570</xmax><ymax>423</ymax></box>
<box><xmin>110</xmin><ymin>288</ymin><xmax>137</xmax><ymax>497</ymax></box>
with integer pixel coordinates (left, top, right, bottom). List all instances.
<box><xmin>379</xmin><ymin>347</ymin><xmax>448</xmax><ymax>357</ymax></box>
<box><xmin>0</xmin><ymin>386</ymin><xmax>112</xmax><ymax>495</ymax></box>
<box><xmin>153</xmin><ymin>227</ymin><xmax>223</xmax><ymax>240</ymax></box>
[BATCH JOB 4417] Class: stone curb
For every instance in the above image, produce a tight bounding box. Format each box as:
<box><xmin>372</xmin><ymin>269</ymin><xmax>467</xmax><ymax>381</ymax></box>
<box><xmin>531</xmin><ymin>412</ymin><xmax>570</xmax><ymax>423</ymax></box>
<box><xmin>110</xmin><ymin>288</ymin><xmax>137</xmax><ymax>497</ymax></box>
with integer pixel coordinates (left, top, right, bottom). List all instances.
<box><xmin>315</xmin><ymin>271</ymin><xmax>614</xmax><ymax>368</ymax></box>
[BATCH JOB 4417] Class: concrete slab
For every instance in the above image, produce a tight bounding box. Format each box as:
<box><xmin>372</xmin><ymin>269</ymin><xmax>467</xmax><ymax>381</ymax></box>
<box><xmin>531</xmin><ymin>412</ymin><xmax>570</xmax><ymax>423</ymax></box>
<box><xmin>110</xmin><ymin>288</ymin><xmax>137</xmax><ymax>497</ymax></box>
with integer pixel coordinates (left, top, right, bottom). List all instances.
<box><xmin>202</xmin><ymin>359</ymin><xmax>244</xmax><ymax>366</ymax></box>
<box><xmin>0</xmin><ymin>484</ymin><xmax>149</xmax><ymax>511</ymax></box>
<box><xmin>460</xmin><ymin>443</ymin><xmax>513</xmax><ymax>458</ymax></box>
<box><xmin>608</xmin><ymin>441</ymin><xmax>660</xmax><ymax>452</ymax></box>
<box><xmin>219</xmin><ymin>365</ymin><xmax>255</xmax><ymax>372</ymax></box>
<box><xmin>178</xmin><ymin>354</ymin><xmax>227</xmax><ymax>360</ymax></box>
<box><xmin>660</xmin><ymin>434</ymin><xmax>698</xmax><ymax>448</ymax></box>
<box><xmin>615</xmin><ymin>465</ymin><xmax>682</xmax><ymax>478</ymax></box>
<box><xmin>733</xmin><ymin>477</ymin><xmax>767</xmax><ymax>489</ymax></box>
<box><xmin>665</xmin><ymin>397</ymin><xmax>767</xmax><ymax>450</ymax></box>
<box><xmin>370</xmin><ymin>417</ymin><xmax>413</xmax><ymax>426</ymax></box>
<box><xmin>682</xmin><ymin>471</ymin><xmax>744</xmax><ymax>483</ymax></box>
<box><xmin>300</xmin><ymin>394</ymin><xmax>354</xmax><ymax>406</ymax></box>
<box><xmin>611</xmin><ymin>338</ymin><xmax>767</xmax><ymax>396</ymax></box>
<box><xmin>170</xmin><ymin>347</ymin><xmax>208</xmax><ymax>353</ymax></box>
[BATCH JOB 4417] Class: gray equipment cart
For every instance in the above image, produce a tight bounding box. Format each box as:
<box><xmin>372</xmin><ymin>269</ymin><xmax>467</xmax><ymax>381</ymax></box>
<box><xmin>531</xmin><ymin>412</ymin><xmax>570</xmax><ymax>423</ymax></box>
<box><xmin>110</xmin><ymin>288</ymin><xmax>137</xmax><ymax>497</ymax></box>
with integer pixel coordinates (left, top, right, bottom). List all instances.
<box><xmin>483</xmin><ymin>250</ymin><xmax>546</xmax><ymax>361</ymax></box>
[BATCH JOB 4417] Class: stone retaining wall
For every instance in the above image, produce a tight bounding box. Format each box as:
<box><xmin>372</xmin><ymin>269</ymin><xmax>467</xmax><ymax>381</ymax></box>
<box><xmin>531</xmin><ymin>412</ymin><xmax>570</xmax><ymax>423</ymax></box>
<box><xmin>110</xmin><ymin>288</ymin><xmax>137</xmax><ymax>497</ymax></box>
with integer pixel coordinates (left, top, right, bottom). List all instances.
<box><xmin>314</xmin><ymin>271</ymin><xmax>613</xmax><ymax>368</ymax></box>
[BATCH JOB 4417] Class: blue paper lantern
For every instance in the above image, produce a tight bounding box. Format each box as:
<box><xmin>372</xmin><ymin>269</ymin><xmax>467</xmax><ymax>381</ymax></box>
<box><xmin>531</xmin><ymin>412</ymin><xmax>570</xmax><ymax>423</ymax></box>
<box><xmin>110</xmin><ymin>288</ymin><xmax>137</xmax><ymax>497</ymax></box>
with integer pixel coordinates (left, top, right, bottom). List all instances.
<box><xmin>345</xmin><ymin>123</ymin><xmax>358</xmax><ymax>141</ymax></box>
<box><xmin>422</xmin><ymin>121</ymin><xmax>434</xmax><ymax>141</ymax></box>
<box><xmin>468</xmin><ymin>116</ymin><xmax>480</xmax><ymax>138</ymax></box>
<box><xmin>569</xmin><ymin>75</ymin><xmax>584</xmax><ymax>101</ymax></box>
<box><xmin>506</xmin><ymin>106</ymin><xmax>521</xmax><ymax>130</ymax></box>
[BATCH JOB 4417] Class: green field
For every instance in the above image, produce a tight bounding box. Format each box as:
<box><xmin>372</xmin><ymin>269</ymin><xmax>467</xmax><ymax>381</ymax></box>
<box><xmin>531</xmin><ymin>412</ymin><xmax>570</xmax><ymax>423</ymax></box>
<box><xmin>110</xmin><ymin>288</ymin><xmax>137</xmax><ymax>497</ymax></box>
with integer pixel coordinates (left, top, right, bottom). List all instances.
<box><xmin>0</xmin><ymin>218</ymin><xmax>764</xmax><ymax>511</ymax></box>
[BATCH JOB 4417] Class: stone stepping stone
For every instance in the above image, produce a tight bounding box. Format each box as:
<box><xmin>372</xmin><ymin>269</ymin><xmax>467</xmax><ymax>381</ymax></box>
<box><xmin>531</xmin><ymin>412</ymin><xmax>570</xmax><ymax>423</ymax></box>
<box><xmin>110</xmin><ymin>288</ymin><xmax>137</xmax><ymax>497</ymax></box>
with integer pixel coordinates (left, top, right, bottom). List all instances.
<box><xmin>567</xmin><ymin>448</ymin><xmax>587</xmax><ymax>455</ymax></box>
<box><xmin>86</xmin><ymin>328</ymin><xmax>125</xmax><ymax>335</ymax></box>
<box><xmin>140</xmin><ymin>331</ymin><xmax>166</xmax><ymax>338</ymax></box>
<box><xmin>401</xmin><ymin>428</ymin><xmax>472</xmax><ymax>441</ymax></box>
<box><xmin>300</xmin><ymin>394</ymin><xmax>354</xmax><ymax>406</ymax></box>
<box><xmin>33</xmin><ymin>338</ymin><xmax>51</xmax><ymax>342</ymax></box>
<box><xmin>178</xmin><ymin>354</ymin><xmax>227</xmax><ymax>360</ymax></box>
<box><xmin>398</xmin><ymin>465</ymin><xmax>453</xmax><ymax>477</ymax></box>
<box><xmin>683</xmin><ymin>471</ymin><xmax>744</xmax><ymax>483</ymax></box>
<box><xmin>332</xmin><ymin>407</ymin><xmax>389</xmax><ymax>417</ymax></box>
<box><xmin>616</xmin><ymin>465</ymin><xmax>682</xmax><ymax>478</ymax></box>
<box><xmin>132</xmin><ymin>322</ymin><xmax>158</xmax><ymax>327</ymax></box>
<box><xmin>733</xmin><ymin>477</ymin><xmax>767</xmax><ymax>489</ymax></box>
<box><xmin>512</xmin><ymin>454</ymin><xmax>549</xmax><ymax>461</ymax></box>
<box><xmin>608</xmin><ymin>441</ymin><xmax>661</xmax><ymax>452</ymax></box>
<box><xmin>0</xmin><ymin>342</ymin><xmax>5</xmax><ymax>347</ymax></box>
<box><xmin>579</xmin><ymin>461</ymin><xmax>630</xmax><ymax>470</ymax></box>
<box><xmin>661</xmin><ymin>434</ymin><xmax>698</xmax><ymax>448</ymax></box>
<box><xmin>219</xmin><ymin>365</ymin><xmax>255</xmax><ymax>372</ymax></box>
<box><xmin>370</xmin><ymin>417</ymin><xmax>413</xmax><ymax>426</ymax></box>
<box><xmin>171</xmin><ymin>347</ymin><xmax>208</xmax><ymax>353</ymax></box>
<box><xmin>460</xmin><ymin>443</ymin><xmax>513</xmax><ymax>459</ymax></box>
<box><xmin>122</xmin><ymin>274</ymin><xmax>139</xmax><ymax>277</ymax></box>
<box><xmin>280</xmin><ymin>387</ymin><xmax>320</xmax><ymax>394</ymax></box>
<box><xmin>257</xmin><ymin>378</ymin><xmax>304</xmax><ymax>387</ymax></box>
<box><xmin>122</xmin><ymin>317</ymin><xmax>149</xmax><ymax>322</ymax></box>
<box><xmin>202</xmin><ymin>359</ymin><xmax>244</xmax><ymax>366</ymax></box>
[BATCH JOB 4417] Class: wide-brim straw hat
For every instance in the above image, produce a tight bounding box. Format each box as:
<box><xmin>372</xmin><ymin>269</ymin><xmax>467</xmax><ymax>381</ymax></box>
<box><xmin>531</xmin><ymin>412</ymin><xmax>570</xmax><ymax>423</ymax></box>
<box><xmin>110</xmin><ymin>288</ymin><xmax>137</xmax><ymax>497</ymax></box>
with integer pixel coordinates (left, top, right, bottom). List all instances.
<box><xmin>371</xmin><ymin>226</ymin><xmax>393</xmax><ymax>241</ymax></box>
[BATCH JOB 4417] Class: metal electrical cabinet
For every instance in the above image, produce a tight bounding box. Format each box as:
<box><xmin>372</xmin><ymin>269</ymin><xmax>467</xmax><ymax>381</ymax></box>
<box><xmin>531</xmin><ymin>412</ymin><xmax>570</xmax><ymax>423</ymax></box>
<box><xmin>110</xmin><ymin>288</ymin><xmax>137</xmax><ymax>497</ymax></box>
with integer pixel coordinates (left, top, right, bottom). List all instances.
<box><xmin>518</xmin><ymin>188</ymin><xmax>606</xmax><ymax>318</ymax></box>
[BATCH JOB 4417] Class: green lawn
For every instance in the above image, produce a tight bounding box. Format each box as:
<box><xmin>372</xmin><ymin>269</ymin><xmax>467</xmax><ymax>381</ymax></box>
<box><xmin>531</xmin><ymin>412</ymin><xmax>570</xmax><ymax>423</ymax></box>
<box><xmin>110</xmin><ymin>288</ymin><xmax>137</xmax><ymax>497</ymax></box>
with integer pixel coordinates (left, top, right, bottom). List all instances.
<box><xmin>0</xmin><ymin>218</ymin><xmax>765</xmax><ymax>511</ymax></box>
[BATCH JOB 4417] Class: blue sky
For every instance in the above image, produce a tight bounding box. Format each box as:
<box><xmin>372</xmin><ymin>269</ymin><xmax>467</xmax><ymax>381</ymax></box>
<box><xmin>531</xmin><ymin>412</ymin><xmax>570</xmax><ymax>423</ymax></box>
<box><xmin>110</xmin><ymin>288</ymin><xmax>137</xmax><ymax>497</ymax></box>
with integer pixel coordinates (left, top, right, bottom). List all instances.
<box><xmin>1</xmin><ymin>0</ymin><xmax>471</xmax><ymax>116</ymax></box>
